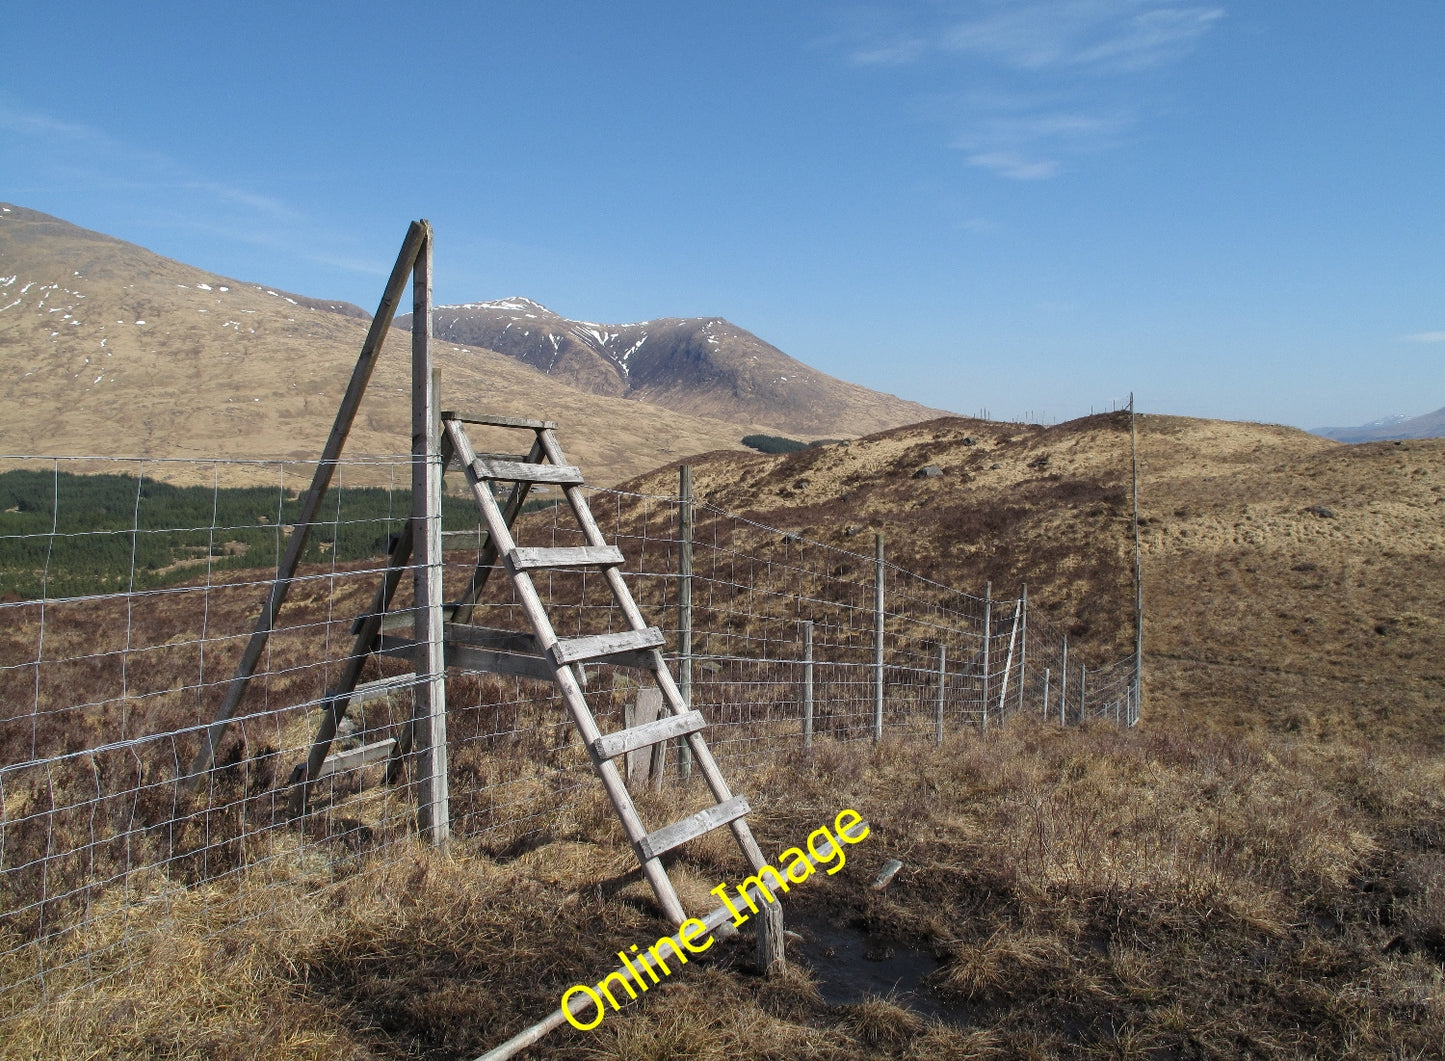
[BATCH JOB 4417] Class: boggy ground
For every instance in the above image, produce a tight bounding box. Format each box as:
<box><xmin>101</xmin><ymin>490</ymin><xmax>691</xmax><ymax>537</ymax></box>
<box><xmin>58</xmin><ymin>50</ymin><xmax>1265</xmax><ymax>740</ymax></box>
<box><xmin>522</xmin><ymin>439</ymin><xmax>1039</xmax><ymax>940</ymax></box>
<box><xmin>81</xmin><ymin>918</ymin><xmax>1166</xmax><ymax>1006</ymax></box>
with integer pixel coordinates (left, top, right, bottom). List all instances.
<box><xmin>5</xmin><ymin>722</ymin><xmax>1443</xmax><ymax>1060</ymax></box>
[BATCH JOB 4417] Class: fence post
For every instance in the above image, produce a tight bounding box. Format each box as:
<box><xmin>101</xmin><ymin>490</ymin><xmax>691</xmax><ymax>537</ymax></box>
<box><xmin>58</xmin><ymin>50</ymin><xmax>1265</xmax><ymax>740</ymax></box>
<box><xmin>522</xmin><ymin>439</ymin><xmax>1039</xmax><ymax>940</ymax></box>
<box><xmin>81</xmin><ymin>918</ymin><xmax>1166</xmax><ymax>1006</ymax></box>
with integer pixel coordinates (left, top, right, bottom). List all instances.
<box><xmin>1042</xmin><ymin>666</ymin><xmax>1050</xmax><ymax>720</ymax></box>
<box><xmin>1016</xmin><ymin>583</ymin><xmax>1028</xmax><ymax>715</ymax></box>
<box><xmin>996</xmin><ymin>595</ymin><xmax>1020</xmax><ymax>718</ymax></box>
<box><xmin>1080</xmin><ymin>664</ymin><xmax>1087</xmax><ymax>721</ymax></box>
<box><xmin>1131</xmin><ymin>391</ymin><xmax>1144</xmax><ymax>723</ymax></box>
<box><xmin>981</xmin><ymin>581</ymin><xmax>991</xmax><ymax>729</ymax></box>
<box><xmin>1059</xmin><ymin>635</ymin><xmax>1068</xmax><ymax>725</ymax></box>
<box><xmin>873</xmin><ymin>533</ymin><xmax>884</xmax><ymax>743</ymax></box>
<box><xmin>802</xmin><ymin>619</ymin><xmax>814</xmax><ymax>750</ymax></box>
<box><xmin>411</xmin><ymin>230</ymin><xmax>449</xmax><ymax>849</ymax></box>
<box><xmin>935</xmin><ymin>642</ymin><xmax>947</xmax><ymax>743</ymax></box>
<box><xmin>677</xmin><ymin>464</ymin><xmax>694</xmax><ymax>781</ymax></box>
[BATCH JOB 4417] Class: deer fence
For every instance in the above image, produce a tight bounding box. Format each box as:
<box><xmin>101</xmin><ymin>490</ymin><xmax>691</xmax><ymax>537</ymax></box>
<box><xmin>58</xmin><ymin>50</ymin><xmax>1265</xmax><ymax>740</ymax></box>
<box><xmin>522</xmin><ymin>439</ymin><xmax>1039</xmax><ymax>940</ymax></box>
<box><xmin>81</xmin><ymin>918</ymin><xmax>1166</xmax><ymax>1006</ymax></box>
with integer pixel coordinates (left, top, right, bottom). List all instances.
<box><xmin>0</xmin><ymin>453</ymin><xmax>1137</xmax><ymax>1021</ymax></box>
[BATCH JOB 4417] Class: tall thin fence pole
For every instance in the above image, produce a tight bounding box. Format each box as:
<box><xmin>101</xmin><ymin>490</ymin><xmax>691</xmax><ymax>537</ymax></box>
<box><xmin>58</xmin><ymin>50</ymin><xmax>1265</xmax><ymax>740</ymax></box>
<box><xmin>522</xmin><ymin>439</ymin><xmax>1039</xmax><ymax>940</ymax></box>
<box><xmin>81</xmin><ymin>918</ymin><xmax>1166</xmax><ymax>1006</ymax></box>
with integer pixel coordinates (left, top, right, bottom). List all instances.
<box><xmin>411</xmin><ymin>227</ymin><xmax>449</xmax><ymax>848</ymax></box>
<box><xmin>981</xmin><ymin>581</ymin><xmax>992</xmax><ymax>728</ymax></box>
<box><xmin>802</xmin><ymin>620</ymin><xmax>814</xmax><ymax>750</ymax></box>
<box><xmin>1060</xmin><ymin>636</ymin><xmax>1068</xmax><ymax>725</ymax></box>
<box><xmin>935</xmin><ymin>642</ymin><xmax>947</xmax><ymax>743</ymax></box>
<box><xmin>1080</xmin><ymin>665</ymin><xmax>1088</xmax><ymax>720</ymax></box>
<box><xmin>677</xmin><ymin>464</ymin><xmax>694</xmax><ymax>781</ymax></box>
<box><xmin>1042</xmin><ymin>666</ymin><xmax>1050</xmax><ymax>720</ymax></box>
<box><xmin>1130</xmin><ymin>391</ymin><xmax>1144</xmax><ymax>722</ymax></box>
<box><xmin>996</xmin><ymin>596</ymin><xmax>1020</xmax><ymax>718</ymax></box>
<box><xmin>1016</xmin><ymin>583</ymin><xmax>1028</xmax><ymax>715</ymax></box>
<box><xmin>873</xmin><ymin>533</ymin><xmax>884</xmax><ymax>743</ymax></box>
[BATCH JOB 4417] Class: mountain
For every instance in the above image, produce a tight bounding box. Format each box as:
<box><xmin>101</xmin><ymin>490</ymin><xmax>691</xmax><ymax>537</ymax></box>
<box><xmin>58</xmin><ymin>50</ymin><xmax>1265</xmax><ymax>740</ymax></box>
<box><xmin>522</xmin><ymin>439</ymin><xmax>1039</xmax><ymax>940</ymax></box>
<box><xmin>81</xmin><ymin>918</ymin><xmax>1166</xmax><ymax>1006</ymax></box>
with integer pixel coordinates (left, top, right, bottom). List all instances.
<box><xmin>1314</xmin><ymin>406</ymin><xmax>1445</xmax><ymax>442</ymax></box>
<box><xmin>0</xmin><ymin>205</ymin><xmax>915</xmax><ymax>486</ymax></box>
<box><xmin>396</xmin><ymin>296</ymin><xmax>949</xmax><ymax>437</ymax></box>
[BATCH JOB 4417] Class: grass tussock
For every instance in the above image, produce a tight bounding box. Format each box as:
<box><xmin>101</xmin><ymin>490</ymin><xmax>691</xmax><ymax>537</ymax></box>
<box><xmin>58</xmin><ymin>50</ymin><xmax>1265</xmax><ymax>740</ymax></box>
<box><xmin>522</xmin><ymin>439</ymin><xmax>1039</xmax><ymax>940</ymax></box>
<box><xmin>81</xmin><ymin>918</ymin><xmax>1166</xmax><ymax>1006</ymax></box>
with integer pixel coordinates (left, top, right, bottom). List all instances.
<box><xmin>6</xmin><ymin>719</ymin><xmax>1444</xmax><ymax>1059</ymax></box>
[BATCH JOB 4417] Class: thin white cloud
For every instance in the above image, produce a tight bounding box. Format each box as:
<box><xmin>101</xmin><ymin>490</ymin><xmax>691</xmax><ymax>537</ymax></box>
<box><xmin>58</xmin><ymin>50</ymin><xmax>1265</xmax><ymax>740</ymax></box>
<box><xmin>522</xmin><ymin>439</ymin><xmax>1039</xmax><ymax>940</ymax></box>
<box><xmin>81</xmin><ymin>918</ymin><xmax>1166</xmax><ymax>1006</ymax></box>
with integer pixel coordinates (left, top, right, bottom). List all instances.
<box><xmin>832</xmin><ymin>2</ymin><xmax>1225</xmax><ymax>180</ymax></box>
<box><xmin>1</xmin><ymin>101</ymin><xmax>302</xmax><ymax>226</ymax></box>
<box><xmin>966</xmin><ymin>151</ymin><xmax>1059</xmax><ymax>179</ymax></box>
<box><xmin>940</xmin><ymin>1</ymin><xmax>1224</xmax><ymax>74</ymax></box>
<box><xmin>1400</xmin><ymin>331</ymin><xmax>1445</xmax><ymax>343</ymax></box>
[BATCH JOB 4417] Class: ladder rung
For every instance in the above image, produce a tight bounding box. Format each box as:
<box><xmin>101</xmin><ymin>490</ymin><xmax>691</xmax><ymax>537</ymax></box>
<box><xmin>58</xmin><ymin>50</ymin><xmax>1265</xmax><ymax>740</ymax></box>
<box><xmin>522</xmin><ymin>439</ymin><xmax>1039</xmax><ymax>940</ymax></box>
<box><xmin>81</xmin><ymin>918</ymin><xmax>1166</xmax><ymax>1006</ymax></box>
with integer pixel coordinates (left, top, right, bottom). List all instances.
<box><xmin>637</xmin><ymin>795</ymin><xmax>751</xmax><ymax>861</ymax></box>
<box><xmin>315</xmin><ymin>738</ymin><xmax>396</xmax><ymax>779</ymax></box>
<box><xmin>551</xmin><ymin>627</ymin><xmax>665</xmax><ymax>665</ymax></box>
<box><xmin>472</xmin><ymin>457</ymin><xmax>583</xmax><ymax>485</ymax></box>
<box><xmin>593</xmin><ymin>710</ymin><xmax>705</xmax><ymax>762</ymax></box>
<box><xmin>509</xmin><ymin>545</ymin><xmax>624</xmax><ymax>571</ymax></box>
<box><xmin>441</xmin><ymin>411</ymin><xmax>557</xmax><ymax>430</ymax></box>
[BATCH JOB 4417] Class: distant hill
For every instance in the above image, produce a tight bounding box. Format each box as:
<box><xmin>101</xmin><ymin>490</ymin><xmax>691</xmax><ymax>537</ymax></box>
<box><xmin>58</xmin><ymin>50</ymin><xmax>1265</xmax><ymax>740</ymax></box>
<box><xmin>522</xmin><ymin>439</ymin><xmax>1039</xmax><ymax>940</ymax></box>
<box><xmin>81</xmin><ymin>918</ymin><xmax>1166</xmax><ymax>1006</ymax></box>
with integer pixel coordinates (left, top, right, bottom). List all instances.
<box><xmin>1313</xmin><ymin>406</ymin><xmax>1445</xmax><ymax>442</ymax></box>
<box><xmin>0</xmin><ymin>204</ymin><xmax>922</xmax><ymax>485</ymax></box>
<box><xmin>397</xmin><ymin>296</ymin><xmax>950</xmax><ymax>437</ymax></box>
<box><xmin>613</xmin><ymin>414</ymin><xmax>1445</xmax><ymax>745</ymax></box>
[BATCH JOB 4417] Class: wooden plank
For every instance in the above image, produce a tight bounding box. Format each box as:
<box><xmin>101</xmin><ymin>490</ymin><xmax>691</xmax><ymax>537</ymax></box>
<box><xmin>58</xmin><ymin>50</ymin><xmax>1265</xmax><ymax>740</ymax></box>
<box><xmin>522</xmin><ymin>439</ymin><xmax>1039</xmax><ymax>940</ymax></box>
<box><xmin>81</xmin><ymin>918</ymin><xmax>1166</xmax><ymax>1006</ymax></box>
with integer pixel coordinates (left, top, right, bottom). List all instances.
<box><xmin>637</xmin><ymin>795</ymin><xmax>751</xmax><ymax>861</ymax></box>
<box><xmin>444</xmin><ymin>623</ymin><xmax>539</xmax><ymax>656</ymax></box>
<box><xmin>376</xmin><ymin>634</ymin><xmax>555</xmax><ymax>682</ymax></box>
<box><xmin>351</xmin><ymin>674</ymin><xmax>415</xmax><ymax>705</ymax></box>
<box><xmin>508</xmin><ymin>545</ymin><xmax>623</xmax><ymax>571</ymax></box>
<box><xmin>472</xmin><ymin>457</ymin><xmax>583</xmax><ymax>485</ymax></box>
<box><xmin>551</xmin><ymin>627</ymin><xmax>665</xmax><ymax>665</ymax></box>
<box><xmin>594</xmin><ymin>709</ymin><xmax>705</xmax><ymax>762</ymax></box>
<box><xmin>623</xmin><ymin>687</ymin><xmax>661</xmax><ymax>785</ymax></box>
<box><xmin>442</xmin><ymin>411</ymin><xmax>557</xmax><ymax>430</ymax></box>
<box><xmin>450</xmin><ymin>644</ymin><xmax>555</xmax><ymax>682</ymax></box>
<box><xmin>316</xmin><ymin>738</ymin><xmax>397</xmax><ymax>779</ymax></box>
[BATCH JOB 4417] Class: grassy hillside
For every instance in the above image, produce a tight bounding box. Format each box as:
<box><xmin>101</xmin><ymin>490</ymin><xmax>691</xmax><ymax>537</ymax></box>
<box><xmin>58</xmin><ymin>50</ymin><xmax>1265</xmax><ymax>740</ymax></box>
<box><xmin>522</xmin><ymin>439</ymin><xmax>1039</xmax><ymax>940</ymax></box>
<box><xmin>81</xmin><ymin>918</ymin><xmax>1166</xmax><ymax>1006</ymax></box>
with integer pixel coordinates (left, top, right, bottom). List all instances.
<box><xmin>4</xmin><ymin>412</ymin><xmax>1445</xmax><ymax>1059</ymax></box>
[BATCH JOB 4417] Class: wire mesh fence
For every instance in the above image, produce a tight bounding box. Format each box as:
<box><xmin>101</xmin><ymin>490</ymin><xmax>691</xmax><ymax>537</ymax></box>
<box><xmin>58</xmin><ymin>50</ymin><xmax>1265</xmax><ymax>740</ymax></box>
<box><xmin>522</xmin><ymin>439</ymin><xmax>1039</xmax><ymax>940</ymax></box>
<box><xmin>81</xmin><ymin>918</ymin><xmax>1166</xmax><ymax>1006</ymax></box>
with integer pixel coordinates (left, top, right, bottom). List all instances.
<box><xmin>0</xmin><ymin>453</ymin><xmax>1137</xmax><ymax>1020</ymax></box>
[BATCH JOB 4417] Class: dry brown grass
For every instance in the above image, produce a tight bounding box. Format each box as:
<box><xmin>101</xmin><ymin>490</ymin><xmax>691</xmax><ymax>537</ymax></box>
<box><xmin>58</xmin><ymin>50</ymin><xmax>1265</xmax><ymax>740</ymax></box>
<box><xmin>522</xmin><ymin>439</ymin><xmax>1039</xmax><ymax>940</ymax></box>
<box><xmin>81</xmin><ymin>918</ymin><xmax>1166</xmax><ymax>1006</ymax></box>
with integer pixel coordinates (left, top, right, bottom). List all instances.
<box><xmin>5</xmin><ymin>410</ymin><xmax>1445</xmax><ymax>1058</ymax></box>
<box><xmin>7</xmin><ymin>723</ymin><xmax>1443</xmax><ymax>1059</ymax></box>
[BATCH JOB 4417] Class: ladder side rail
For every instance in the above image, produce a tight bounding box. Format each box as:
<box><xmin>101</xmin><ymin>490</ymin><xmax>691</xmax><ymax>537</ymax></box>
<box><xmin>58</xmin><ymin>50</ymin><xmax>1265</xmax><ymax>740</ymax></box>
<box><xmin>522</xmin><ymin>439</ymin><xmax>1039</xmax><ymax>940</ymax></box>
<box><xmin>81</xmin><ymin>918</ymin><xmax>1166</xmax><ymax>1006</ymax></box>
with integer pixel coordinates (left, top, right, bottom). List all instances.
<box><xmin>534</xmin><ymin>429</ymin><xmax>778</xmax><ymax>876</ymax></box>
<box><xmin>446</xmin><ymin>420</ymin><xmax>689</xmax><ymax>924</ymax></box>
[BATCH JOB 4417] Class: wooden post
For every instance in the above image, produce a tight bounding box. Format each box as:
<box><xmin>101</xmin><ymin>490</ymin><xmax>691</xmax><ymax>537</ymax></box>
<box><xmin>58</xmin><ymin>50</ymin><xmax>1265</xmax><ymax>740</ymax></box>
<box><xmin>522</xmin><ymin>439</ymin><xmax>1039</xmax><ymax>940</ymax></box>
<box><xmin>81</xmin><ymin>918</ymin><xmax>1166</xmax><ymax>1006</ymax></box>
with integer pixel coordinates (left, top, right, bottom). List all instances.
<box><xmin>756</xmin><ymin>894</ymin><xmax>786</xmax><ymax>977</ymax></box>
<box><xmin>802</xmin><ymin>619</ymin><xmax>814</xmax><ymax>750</ymax></box>
<box><xmin>996</xmin><ymin>595</ymin><xmax>1020</xmax><ymax>718</ymax></box>
<box><xmin>1060</xmin><ymin>635</ymin><xmax>1068</xmax><ymax>725</ymax></box>
<box><xmin>411</xmin><ymin>227</ymin><xmax>449</xmax><ymax>848</ymax></box>
<box><xmin>677</xmin><ymin>464</ymin><xmax>694</xmax><ymax>781</ymax></box>
<box><xmin>1130</xmin><ymin>392</ymin><xmax>1144</xmax><ymax>722</ymax></box>
<box><xmin>188</xmin><ymin>221</ymin><xmax>426</xmax><ymax>785</ymax></box>
<box><xmin>935</xmin><ymin>642</ymin><xmax>946</xmax><ymax>743</ymax></box>
<box><xmin>981</xmin><ymin>581</ymin><xmax>991</xmax><ymax>729</ymax></box>
<box><xmin>873</xmin><ymin>533</ymin><xmax>884</xmax><ymax>743</ymax></box>
<box><xmin>1016</xmin><ymin>583</ymin><xmax>1028</xmax><ymax>715</ymax></box>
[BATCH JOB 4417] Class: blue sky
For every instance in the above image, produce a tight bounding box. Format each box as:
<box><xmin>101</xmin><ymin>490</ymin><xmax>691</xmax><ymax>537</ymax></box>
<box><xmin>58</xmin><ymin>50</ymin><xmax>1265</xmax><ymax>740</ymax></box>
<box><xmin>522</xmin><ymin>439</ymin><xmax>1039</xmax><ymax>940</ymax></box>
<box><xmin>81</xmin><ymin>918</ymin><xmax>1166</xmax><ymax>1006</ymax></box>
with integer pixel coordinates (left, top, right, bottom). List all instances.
<box><xmin>3</xmin><ymin>1</ymin><xmax>1441</xmax><ymax>430</ymax></box>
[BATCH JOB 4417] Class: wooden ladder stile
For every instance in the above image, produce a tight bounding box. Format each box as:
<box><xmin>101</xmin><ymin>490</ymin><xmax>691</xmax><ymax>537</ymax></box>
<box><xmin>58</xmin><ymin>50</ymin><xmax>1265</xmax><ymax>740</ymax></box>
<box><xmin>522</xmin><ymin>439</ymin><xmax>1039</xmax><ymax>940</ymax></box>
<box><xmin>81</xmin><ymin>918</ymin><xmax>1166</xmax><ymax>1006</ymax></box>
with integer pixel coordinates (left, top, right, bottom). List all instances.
<box><xmin>442</xmin><ymin>415</ymin><xmax>783</xmax><ymax>945</ymax></box>
<box><xmin>286</xmin><ymin>408</ymin><xmax>786</xmax><ymax>1009</ymax></box>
